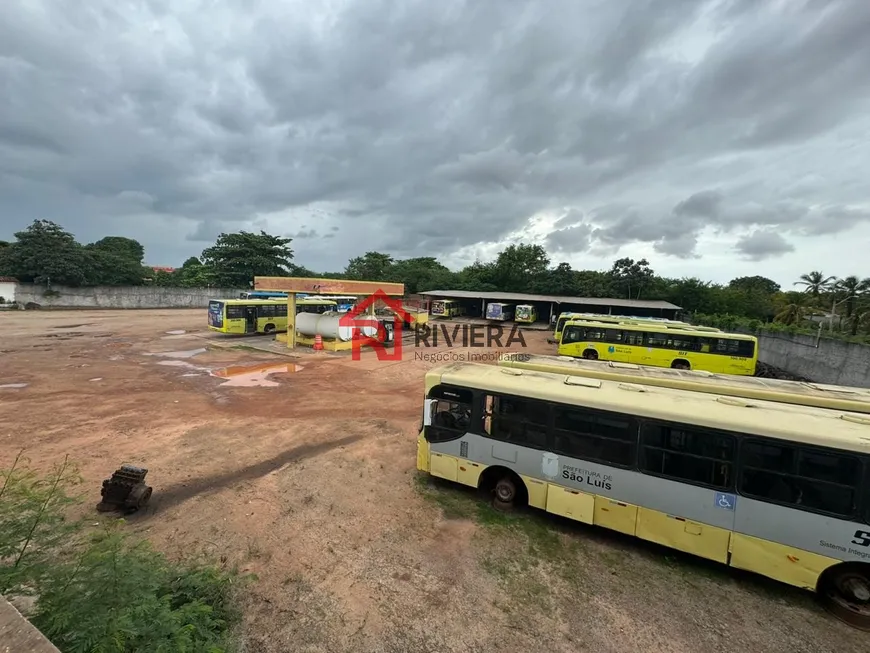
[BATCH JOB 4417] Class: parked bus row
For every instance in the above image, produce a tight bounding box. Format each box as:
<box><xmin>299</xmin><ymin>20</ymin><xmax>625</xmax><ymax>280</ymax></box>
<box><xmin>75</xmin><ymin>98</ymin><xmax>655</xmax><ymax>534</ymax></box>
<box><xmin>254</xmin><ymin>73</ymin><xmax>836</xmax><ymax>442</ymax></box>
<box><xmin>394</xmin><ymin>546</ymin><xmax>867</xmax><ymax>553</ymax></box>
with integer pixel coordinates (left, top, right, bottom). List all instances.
<box><xmin>416</xmin><ymin>360</ymin><xmax>870</xmax><ymax>628</ymax></box>
<box><xmin>431</xmin><ymin>300</ymin><xmax>540</xmax><ymax>324</ymax></box>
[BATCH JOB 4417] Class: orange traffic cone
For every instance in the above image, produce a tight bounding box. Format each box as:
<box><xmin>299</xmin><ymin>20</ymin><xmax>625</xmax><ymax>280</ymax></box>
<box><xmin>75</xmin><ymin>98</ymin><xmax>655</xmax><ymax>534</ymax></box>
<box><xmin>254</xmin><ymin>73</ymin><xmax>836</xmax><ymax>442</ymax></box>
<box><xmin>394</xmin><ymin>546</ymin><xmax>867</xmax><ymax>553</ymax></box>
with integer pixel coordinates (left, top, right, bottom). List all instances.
<box><xmin>313</xmin><ymin>334</ymin><xmax>324</xmax><ymax>351</ymax></box>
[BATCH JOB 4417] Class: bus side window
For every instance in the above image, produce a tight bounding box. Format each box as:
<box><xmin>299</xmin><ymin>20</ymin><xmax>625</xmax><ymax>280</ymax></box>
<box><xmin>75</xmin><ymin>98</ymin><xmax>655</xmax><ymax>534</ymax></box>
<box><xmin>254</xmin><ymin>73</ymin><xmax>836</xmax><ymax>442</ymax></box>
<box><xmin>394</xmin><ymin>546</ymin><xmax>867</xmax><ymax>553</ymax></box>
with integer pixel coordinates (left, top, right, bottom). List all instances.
<box><xmin>482</xmin><ymin>394</ymin><xmax>549</xmax><ymax>449</ymax></box>
<box><xmin>644</xmin><ymin>332</ymin><xmax>668</xmax><ymax>348</ymax></box>
<box><xmin>604</xmin><ymin>329</ymin><xmax>623</xmax><ymax>344</ymax></box>
<box><xmin>739</xmin><ymin>441</ymin><xmax>860</xmax><ymax>518</ymax></box>
<box><xmin>552</xmin><ymin>407</ymin><xmax>637</xmax><ymax>467</ymax></box>
<box><xmin>562</xmin><ymin>326</ymin><xmax>583</xmax><ymax>344</ymax></box>
<box><xmin>640</xmin><ymin>422</ymin><xmax>735</xmax><ymax>490</ymax></box>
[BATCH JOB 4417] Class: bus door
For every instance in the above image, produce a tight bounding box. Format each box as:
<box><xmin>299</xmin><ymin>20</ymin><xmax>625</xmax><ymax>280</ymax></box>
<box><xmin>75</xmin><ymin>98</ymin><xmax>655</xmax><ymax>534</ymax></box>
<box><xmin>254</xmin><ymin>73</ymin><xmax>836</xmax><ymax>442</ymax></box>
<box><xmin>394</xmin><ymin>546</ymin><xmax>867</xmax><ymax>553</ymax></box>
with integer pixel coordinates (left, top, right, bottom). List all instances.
<box><xmin>245</xmin><ymin>306</ymin><xmax>258</xmax><ymax>333</ymax></box>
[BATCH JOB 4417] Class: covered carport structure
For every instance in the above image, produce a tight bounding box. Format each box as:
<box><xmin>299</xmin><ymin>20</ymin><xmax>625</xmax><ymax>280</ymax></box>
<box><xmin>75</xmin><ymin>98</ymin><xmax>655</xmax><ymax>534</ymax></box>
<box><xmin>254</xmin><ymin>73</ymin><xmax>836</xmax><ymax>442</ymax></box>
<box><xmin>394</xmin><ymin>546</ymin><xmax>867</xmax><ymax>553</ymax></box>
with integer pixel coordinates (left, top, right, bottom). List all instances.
<box><xmin>418</xmin><ymin>290</ymin><xmax>682</xmax><ymax>324</ymax></box>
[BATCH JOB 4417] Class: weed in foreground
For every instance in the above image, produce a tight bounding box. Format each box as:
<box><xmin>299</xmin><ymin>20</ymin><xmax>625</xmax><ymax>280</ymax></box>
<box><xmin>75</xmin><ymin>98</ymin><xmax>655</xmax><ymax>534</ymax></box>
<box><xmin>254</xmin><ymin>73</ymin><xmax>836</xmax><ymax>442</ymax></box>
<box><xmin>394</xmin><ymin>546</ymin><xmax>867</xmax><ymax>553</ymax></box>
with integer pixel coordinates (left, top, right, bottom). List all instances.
<box><xmin>1</xmin><ymin>451</ymin><xmax>252</xmax><ymax>653</ymax></box>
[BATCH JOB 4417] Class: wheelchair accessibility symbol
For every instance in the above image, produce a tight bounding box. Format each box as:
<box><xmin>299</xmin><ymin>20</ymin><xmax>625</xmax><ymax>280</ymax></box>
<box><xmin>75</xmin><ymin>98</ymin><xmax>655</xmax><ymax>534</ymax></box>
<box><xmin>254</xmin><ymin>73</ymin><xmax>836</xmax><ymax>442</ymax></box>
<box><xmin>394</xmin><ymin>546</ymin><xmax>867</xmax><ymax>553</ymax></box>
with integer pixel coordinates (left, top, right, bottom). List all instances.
<box><xmin>715</xmin><ymin>492</ymin><xmax>735</xmax><ymax>510</ymax></box>
<box><xmin>608</xmin><ymin>346</ymin><xmax>615</xmax><ymax>353</ymax></box>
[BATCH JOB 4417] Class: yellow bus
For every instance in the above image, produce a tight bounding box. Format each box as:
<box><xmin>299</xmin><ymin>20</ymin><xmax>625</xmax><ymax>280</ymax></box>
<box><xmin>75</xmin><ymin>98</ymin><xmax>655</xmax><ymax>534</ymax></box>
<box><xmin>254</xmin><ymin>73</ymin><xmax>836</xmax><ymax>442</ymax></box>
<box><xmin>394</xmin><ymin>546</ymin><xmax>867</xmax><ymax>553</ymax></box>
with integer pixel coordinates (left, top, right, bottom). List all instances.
<box><xmin>498</xmin><ymin>354</ymin><xmax>870</xmax><ymax>415</ymax></box>
<box><xmin>515</xmin><ymin>304</ymin><xmax>538</xmax><ymax>324</ymax></box>
<box><xmin>207</xmin><ymin>298</ymin><xmax>337</xmax><ymax>335</ymax></box>
<box><xmin>431</xmin><ymin>299</ymin><xmax>465</xmax><ymax>318</ymax></box>
<box><xmin>558</xmin><ymin>319</ymin><xmax>757</xmax><ymax>375</ymax></box>
<box><xmin>552</xmin><ymin>312</ymin><xmax>701</xmax><ymax>341</ymax></box>
<box><xmin>417</xmin><ymin>362</ymin><xmax>870</xmax><ymax>628</ymax></box>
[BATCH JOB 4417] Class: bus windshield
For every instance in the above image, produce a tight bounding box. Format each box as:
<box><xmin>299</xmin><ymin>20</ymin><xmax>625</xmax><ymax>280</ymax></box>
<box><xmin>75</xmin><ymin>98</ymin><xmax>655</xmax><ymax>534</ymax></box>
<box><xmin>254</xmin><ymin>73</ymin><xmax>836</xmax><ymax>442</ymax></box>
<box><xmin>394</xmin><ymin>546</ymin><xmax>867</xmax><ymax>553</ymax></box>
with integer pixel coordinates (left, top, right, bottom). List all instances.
<box><xmin>208</xmin><ymin>300</ymin><xmax>224</xmax><ymax>328</ymax></box>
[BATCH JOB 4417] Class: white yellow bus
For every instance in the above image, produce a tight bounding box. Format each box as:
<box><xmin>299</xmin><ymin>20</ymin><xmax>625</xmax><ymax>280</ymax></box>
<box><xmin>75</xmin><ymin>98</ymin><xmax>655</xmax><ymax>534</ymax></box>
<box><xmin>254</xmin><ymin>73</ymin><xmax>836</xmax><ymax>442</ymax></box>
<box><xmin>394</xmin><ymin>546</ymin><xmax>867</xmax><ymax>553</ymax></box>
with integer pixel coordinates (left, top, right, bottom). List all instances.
<box><xmin>207</xmin><ymin>298</ymin><xmax>337</xmax><ymax>334</ymax></box>
<box><xmin>498</xmin><ymin>354</ymin><xmax>870</xmax><ymax>415</ymax></box>
<box><xmin>559</xmin><ymin>319</ymin><xmax>757</xmax><ymax>375</ymax></box>
<box><xmin>417</xmin><ymin>362</ymin><xmax>870</xmax><ymax>628</ymax></box>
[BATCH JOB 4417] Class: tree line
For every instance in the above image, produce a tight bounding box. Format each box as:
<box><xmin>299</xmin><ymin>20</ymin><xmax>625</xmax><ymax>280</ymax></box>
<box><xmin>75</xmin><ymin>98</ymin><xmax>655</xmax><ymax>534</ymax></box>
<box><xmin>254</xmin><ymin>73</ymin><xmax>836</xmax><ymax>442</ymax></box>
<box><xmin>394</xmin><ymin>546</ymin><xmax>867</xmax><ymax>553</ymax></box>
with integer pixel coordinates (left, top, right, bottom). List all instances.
<box><xmin>2</xmin><ymin>220</ymin><xmax>868</xmax><ymax>338</ymax></box>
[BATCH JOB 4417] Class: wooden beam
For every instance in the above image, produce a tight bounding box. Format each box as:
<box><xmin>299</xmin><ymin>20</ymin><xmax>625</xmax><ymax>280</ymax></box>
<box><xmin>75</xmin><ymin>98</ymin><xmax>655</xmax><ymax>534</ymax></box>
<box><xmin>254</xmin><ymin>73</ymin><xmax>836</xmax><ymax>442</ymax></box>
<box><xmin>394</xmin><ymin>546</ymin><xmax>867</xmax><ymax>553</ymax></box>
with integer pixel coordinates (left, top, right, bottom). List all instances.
<box><xmin>254</xmin><ymin>277</ymin><xmax>405</xmax><ymax>296</ymax></box>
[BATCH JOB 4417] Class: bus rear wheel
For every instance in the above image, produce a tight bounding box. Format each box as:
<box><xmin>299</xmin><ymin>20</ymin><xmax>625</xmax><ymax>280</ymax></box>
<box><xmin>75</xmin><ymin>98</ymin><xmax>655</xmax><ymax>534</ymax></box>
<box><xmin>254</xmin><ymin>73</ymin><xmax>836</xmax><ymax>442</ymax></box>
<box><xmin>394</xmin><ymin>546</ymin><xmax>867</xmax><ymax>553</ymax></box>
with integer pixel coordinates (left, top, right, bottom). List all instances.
<box><xmin>819</xmin><ymin>563</ymin><xmax>870</xmax><ymax>630</ymax></box>
<box><xmin>263</xmin><ymin>323</ymin><xmax>276</xmax><ymax>334</ymax></box>
<box><xmin>493</xmin><ymin>476</ymin><xmax>518</xmax><ymax>511</ymax></box>
<box><xmin>672</xmin><ymin>360</ymin><xmax>690</xmax><ymax>370</ymax></box>
<box><xmin>582</xmin><ymin>349</ymin><xmax>598</xmax><ymax>360</ymax></box>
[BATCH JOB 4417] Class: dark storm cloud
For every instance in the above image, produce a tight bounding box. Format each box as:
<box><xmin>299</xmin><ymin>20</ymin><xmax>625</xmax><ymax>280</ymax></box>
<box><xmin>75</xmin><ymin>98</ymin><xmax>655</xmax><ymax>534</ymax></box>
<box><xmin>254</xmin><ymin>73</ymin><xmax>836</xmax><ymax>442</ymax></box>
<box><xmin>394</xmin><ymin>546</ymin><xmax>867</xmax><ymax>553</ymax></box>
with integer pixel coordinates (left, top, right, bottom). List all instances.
<box><xmin>735</xmin><ymin>230</ymin><xmax>795</xmax><ymax>261</ymax></box>
<box><xmin>546</xmin><ymin>223</ymin><xmax>594</xmax><ymax>253</ymax></box>
<box><xmin>1</xmin><ymin>0</ymin><xmax>869</xmax><ymax>272</ymax></box>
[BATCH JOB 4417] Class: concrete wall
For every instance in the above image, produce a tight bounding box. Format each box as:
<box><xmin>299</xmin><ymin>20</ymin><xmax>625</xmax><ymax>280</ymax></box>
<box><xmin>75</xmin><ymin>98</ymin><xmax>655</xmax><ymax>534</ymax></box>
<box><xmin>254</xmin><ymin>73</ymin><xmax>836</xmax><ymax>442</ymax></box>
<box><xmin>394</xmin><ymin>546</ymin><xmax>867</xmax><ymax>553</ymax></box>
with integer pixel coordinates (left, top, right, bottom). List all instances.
<box><xmin>0</xmin><ymin>598</ymin><xmax>60</xmax><ymax>653</ymax></box>
<box><xmin>14</xmin><ymin>283</ymin><xmax>245</xmax><ymax>309</ymax></box>
<box><xmin>757</xmin><ymin>331</ymin><xmax>870</xmax><ymax>388</ymax></box>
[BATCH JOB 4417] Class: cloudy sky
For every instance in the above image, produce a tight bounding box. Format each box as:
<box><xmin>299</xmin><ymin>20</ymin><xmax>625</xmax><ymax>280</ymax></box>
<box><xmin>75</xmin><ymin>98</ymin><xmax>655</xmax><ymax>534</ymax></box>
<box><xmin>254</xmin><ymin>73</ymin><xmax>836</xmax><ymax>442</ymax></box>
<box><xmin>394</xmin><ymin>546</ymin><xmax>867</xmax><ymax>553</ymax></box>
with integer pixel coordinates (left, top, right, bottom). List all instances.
<box><xmin>2</xmin><ymin>0</ymin><xmax>869</xmax><ymax>285</ymax></box>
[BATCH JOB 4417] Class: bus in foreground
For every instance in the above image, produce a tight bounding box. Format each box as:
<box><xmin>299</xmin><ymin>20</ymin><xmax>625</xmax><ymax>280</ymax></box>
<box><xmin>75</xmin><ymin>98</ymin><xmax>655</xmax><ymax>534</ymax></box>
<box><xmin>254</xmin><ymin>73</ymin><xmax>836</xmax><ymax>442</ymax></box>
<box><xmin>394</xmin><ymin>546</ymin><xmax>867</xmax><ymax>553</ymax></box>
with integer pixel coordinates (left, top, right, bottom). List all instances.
<box><xmin>498</xmin><ymin>354</ymin><xmax>870</xmax><ymax>415</ymax></box>
<box><xmin>417</xmin><ymin>362</ymin><xmax>870</xmax><ymax>628</ymax></box>
<box><xmin>559</xmin><ymin>319</ymin><xmax>757</xmax><ymax>375</ymax></box>
<box><xmin>207</xmin><ymin>298</ymin><xmax>337</xmax><ymax>334</ymax></box>
<box><xmin>431</xmin><ymin>299</ymin><xmax>466</xmax><ymax>318</ymax></box>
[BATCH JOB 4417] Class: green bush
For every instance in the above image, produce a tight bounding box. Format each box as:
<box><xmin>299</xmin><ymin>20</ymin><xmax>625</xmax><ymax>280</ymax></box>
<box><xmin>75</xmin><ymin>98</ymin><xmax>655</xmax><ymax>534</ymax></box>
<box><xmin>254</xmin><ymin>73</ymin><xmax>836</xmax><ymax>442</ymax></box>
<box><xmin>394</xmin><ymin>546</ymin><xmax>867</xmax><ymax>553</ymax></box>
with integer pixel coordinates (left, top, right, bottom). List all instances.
<box><xmin>1</xmin><ymin>452</ymin><xmax>249</xmax><ymax>652</ymax></box>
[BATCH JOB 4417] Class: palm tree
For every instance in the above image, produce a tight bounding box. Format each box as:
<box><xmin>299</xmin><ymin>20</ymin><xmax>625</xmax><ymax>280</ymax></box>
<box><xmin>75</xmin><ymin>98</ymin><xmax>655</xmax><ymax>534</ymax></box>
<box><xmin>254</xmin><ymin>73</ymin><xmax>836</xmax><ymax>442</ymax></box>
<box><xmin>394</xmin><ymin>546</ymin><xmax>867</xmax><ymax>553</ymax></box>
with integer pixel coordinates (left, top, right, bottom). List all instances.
<box><xmin>834</xmin><ymin>275</ymin><xmax>870</xmax><ymax>319</ymax></box>
<box><xmin>794</xmin><ymin>270</ymin><xmax>837</xmax><ymax>298</ymax></box>
<box><xmin>774</xmin><ymin>292</ymin><xmax>810</xmax><ymax>326</ymax></box>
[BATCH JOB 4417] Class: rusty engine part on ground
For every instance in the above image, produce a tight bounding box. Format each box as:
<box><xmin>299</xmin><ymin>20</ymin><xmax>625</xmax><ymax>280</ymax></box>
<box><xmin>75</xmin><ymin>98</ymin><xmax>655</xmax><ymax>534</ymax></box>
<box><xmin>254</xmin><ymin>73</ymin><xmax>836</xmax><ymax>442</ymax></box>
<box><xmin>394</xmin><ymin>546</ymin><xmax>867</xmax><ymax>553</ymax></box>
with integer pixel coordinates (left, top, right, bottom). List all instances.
<box><xmin>96</xmin><ymin>464</ymin><xmax>153</xmax><ymax>513</ymax></box>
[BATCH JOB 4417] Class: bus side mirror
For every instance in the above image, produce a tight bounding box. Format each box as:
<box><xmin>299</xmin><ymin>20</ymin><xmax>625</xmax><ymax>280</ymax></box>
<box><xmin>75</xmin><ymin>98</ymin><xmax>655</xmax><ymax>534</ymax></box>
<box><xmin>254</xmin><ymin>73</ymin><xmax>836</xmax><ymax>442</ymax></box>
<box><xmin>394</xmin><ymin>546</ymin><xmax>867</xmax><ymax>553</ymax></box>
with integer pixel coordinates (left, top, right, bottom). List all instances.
<box><xmin>423</xmin><ymin>399</ymin><xmax>435</xmax><ymax>426</ymax></box>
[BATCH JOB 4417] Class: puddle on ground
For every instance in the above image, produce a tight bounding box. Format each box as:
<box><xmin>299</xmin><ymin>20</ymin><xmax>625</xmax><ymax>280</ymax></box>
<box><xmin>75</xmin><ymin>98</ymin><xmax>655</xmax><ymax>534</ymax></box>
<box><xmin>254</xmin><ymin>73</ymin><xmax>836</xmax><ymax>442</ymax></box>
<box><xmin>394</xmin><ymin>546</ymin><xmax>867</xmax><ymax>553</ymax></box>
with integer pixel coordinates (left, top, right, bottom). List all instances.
<box><xmin>145</xmin><ymin>348</ymin><xmax>207</xmax><ymax>359</ymax></box>
<box><xmin>165</xmin><ymin>330</ymin><xmax>187</xmax><ymax>335</ymax></box>
<box><xmin>210</xmin><ymin>362</ymin><xmax>303</xmax><ymax>387</ymax></box>
<box><xmin>0</xmin><ymin>383</ymin><xmax>28</xmax><ymax>389</ymax></box>
<box><xmin>89</xmin><ymin>378</ymin><xmax>103</xmax><ymax>382</ymax></box>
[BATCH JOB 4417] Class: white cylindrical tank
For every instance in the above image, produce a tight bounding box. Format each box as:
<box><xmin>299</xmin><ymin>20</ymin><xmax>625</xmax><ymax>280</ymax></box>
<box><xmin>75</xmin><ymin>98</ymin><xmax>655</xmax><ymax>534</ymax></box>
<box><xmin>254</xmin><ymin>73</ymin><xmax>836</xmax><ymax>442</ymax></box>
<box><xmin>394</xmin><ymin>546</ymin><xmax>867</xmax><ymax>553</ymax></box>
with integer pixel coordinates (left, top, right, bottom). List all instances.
<box><xmin>295</xmin><ymin>313</ymin><xmax>379</xmax><ymax>342</ymax></box>
<box><xmin>295</xmin><ymin>313</ymin><xmax>321</xmax><ymax>337</ymax></box>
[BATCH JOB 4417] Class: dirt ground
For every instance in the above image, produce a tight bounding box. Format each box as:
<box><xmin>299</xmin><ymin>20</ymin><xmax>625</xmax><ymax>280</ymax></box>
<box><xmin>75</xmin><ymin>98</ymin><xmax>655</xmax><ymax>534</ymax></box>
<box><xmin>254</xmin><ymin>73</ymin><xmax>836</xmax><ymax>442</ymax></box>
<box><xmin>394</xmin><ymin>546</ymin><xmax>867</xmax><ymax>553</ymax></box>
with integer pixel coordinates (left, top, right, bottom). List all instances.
<box><xmin>0</xmin><ymin>309</ymin><xmax>866</xmax><ymax>653</ymax></box>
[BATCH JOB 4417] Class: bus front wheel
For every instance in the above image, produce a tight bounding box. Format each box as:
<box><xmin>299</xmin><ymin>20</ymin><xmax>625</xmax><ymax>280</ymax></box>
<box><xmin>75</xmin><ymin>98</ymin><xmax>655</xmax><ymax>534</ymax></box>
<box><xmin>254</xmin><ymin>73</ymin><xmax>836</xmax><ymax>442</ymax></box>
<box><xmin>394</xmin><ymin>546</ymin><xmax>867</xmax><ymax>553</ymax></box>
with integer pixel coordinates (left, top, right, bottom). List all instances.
<box><xmin>583</xmin><ymin>349</ymin><xmax>598</xmax><ymax>360</ymax></box>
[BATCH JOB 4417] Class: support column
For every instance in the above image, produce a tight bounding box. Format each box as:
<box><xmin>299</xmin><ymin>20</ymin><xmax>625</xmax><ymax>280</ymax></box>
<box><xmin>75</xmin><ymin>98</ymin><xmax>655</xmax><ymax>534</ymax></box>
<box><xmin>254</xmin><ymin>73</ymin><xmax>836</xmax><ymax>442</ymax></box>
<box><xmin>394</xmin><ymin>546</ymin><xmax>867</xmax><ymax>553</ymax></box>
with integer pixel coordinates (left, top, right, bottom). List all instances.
<box><xmin>286</xmin><ymin>293</ymin><xmax>297</xmax><ymax>349</ymax></box>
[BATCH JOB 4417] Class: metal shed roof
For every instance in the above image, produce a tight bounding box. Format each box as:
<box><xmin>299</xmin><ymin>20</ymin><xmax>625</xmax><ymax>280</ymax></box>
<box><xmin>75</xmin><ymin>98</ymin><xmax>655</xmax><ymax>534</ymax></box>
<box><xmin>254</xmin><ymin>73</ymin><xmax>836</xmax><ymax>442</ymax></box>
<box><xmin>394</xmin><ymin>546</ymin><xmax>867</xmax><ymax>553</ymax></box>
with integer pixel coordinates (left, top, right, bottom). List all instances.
<box><xmin>418</xmin><ymin>290</ymin><xmax>681</xmax><ymax>311</ymax></box>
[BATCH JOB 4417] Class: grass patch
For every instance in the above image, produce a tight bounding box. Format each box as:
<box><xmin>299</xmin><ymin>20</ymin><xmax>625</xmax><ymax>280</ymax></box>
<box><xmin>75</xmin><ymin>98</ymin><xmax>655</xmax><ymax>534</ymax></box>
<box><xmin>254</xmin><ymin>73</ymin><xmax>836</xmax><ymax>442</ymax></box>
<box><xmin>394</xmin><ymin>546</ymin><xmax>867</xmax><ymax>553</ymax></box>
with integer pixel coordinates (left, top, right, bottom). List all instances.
<box><xmin>1</xmin><ymin>452</ymin><xmax>252</xmax><ymax>653</ymax></box>
<box><xmin>414</xmin><ymin>472</ymin><xmax>589</xmax><ymax>602</ymax></box>
<box><xmin>413</xmin><ymin>473</ymin><xmax>478</xmax><ymax>520</ymax></box>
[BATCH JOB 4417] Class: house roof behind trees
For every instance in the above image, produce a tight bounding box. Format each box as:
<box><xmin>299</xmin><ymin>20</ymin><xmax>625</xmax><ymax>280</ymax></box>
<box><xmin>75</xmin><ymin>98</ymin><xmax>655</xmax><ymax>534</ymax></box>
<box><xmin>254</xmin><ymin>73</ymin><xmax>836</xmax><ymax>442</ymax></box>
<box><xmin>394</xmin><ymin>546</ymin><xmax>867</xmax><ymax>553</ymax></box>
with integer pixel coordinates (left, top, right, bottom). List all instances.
<box><xmin>418</xmin><ymin>290</ymin><xmax>681</xmax><ymax>310</ymax></box>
